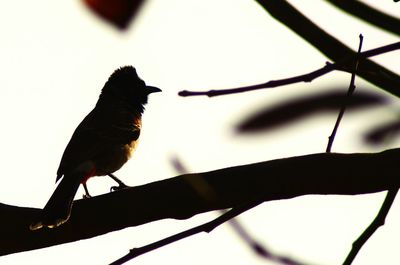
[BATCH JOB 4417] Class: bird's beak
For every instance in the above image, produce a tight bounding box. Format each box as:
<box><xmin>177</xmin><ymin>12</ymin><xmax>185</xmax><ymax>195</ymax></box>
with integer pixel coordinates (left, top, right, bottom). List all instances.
<box><xmin>146</xmin><ymin>86</ymin><xmax>162</xmax><ymax>94</ymax></box>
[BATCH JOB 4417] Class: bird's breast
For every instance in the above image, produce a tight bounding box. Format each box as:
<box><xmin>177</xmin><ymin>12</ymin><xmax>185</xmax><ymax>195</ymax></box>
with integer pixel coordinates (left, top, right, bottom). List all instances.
<box><xmin>88</xmin><ymin>109</ymin><xmax>142</xmax><ymax>176</ymax></box>
<box><xmin>125</xmin><ymin>138</ymin><xmax>139</xmax><ymax>159</ymax></box>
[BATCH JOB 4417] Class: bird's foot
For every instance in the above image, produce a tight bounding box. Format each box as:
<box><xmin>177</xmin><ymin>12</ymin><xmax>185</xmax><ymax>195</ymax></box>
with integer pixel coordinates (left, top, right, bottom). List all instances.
<box><xmin>82</xmin><ymin>193</ymin><xmax>92</xmax><ymax>199</ymax></box>
<box><xmin>108</xmin><ymin>173</ymin><xmax>129</xmax><ymax>192</ymax></box>
<box><xmin>82</xmin><ymin>183</ymin><xmax>92</xmax><ymax>199</ymax></box>
<box><xmin>110</xmin><ymin>183</ymin><xmax>129</xmax><ymax>192</ymax></box>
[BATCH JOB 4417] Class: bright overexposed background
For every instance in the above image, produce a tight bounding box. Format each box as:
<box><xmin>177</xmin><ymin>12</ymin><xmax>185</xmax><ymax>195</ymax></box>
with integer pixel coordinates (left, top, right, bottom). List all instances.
<box><xmin>0</xmin><ymin>1</ymin><xmax>399</xmax><ymax>264</ymax></box>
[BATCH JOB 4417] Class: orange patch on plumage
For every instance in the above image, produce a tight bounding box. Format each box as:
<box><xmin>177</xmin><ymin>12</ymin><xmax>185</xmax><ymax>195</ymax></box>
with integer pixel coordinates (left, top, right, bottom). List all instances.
<box><xmin>81</xmin><ymin>166</ymin><xmax>97</xmax><ymax>184</ymax></box>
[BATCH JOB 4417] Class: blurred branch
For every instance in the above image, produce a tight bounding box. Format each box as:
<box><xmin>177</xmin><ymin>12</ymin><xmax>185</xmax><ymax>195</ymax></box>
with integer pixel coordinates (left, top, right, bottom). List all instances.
<box><xmin>83</xmin><ymin>0</ymin><xmax>146</xmax><ymax>30</ymax></box>
<box><xmin>111</xmin><ymin>199</ymin><xmax>306</xmax><ymax>265</ymax></box>
<box><xmin>178</xmin><ymin>41</ymin><xmax>400</xmax><ymax>97</ymax></box>
<box><xmin>110</xmin><ymin>201</ymin><xmax>262</xmax><ymax>265</ymax></box>
<box><xmin>237</xmin><ymin>89</ymin><xmax>385</xmax><ymax>133</ymax></box>
<box><xmin>170</xmin><ymin>158</ymin><xmax>286</xmax><ymax>264</ymax></box>
<box><xmin>325</xmin><ymin>0</ymin><xmax>400</xmax><ymax>36</ymax></box>
<box><xmin>326</xmin><ymin>34</ymin><xmax>364</xmax><ymax>152</ymax></box>
<box><xmin>255</xmin><ymin>1</ymin><xmax>400</xmax><ymax>95</ymax></box>
<box><xmin>2</xmin><ymin>148</ymin><xmax>400</xmax><ymax>256</ymax></box>
<box><xmin>365</xmin><ymin>119</ymin><xmax>400</xmax><ymax>144</ymax></box>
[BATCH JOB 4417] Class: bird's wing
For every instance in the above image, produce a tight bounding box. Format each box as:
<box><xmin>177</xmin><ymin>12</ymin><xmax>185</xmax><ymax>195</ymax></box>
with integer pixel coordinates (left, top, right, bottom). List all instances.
<box><xmin>56</xmin><ymin>109</ymin><xmax>140</xmax><ymax>181</ymax></box>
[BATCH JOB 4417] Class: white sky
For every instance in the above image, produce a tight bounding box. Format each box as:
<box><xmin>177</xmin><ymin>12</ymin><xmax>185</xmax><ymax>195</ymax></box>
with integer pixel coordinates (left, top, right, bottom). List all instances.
<box><xmin>0</xmin><ymin>1</ymin><xmax>399</xmax><ymax>264</ymax></box>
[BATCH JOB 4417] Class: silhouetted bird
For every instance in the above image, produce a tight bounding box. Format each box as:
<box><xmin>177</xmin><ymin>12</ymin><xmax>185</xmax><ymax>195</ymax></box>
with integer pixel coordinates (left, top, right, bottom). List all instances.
<box><xmin>30</xmin><ymin>66</ymin><xmax>161</xmax><ymax>230</ymax></box>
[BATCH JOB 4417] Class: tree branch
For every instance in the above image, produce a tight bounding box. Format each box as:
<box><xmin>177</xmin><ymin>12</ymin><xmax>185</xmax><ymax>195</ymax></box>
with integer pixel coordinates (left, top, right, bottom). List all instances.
<box><xmin>2</xmin><ymin>148</ymin><xmax>400</xmax><ymax>256</ymax></box>
<box><xmin>110</xmin><ymin>201</ymin><xmax>261</xmax><ymax>265</ymax></box>
<box><xmin>325</xmin><ymin>0</ymin><xmax>400</xmax><ymax>36</ymax></box>
<box><xmin>179</xmin><ymin>0</ymin><xmax>400</xmax><ymax>98</ymax></box>
<box><xmin>178</xmin><ymin>41</ymin><xmax>400</xmax><ymax>97</ymax></box>
<box><xmin>342</xmin><ymin>189</ymin><xmax>398</xmax><ymax>265</ymax></box>
<box><xmin>326</xmin><ymin>34</ymin><xmax>364</xmax><ymax>152</ymax></box>
<box><xmin>255</xmin><ymin>1</ymin><xmax>400</xmax><ymax>96</ymax></box>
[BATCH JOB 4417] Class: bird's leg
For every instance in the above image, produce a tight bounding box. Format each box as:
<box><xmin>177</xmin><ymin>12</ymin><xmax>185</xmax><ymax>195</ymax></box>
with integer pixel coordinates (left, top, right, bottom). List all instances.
<box><xmin>82</xmin><ymin>183</ymin><xmax>92</xmax><ymax>199</ymax></box>
<box><xmin>108</xmin><ymin>173</ymin><xmax>129</xmax><ymax>192</ymax></box>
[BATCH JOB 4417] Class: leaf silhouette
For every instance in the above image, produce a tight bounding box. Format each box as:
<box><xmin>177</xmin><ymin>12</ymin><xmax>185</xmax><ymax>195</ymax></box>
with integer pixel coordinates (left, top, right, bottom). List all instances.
<box><xmin>365</xmin><ymin>119</ymin><xmax>400</xmax><ymax>145</ymax></box>
<box><xmin>83</xmin><ymin>0</ymin><xmax>145</xmax><ymax>30</ymax></box>
<box><xmin>237</xmin><ymin>89</ymin><xmax>387</xmax><ymax>133</ymax></box>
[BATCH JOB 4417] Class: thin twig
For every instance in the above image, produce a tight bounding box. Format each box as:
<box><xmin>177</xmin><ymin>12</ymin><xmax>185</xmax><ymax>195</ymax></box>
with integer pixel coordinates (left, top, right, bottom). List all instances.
<box><xmin>342</xmin><ymin>189</ymin><xmax>398</xmax><ymax>265</ymax></box>
<box><xmin>256</xmin><ymin>1</ymin><xmax>400</xmax><ymax>96</ymax></box>
<box><xmin>109</xmin><ymin>201</ymin><xmax>262</xmax><ymax>265</ymax></box>
<box><xmin>178</xmin><ymin>41</ymin><xmax>399</xmax><ymax>97</ymax></box>
<box><xmin>326</xmin><ymin>34</ymin><xmax>364</xmax><ymax>152</ymax></box>
<box><xmin>323</xmin><ymin>35</ymin><xmax>399</xmax><ymax>265</ymax></box>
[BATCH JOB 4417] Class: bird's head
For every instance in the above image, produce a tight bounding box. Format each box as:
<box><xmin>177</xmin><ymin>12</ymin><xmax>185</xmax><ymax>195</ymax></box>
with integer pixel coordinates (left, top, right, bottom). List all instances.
<box><xmin>100</xmin><ymin>66</ymin><xmax>161</xmax><ymax>111</ymax></box>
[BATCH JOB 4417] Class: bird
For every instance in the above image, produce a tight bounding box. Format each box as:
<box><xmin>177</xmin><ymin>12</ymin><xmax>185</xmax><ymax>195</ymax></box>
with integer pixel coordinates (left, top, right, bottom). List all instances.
<box><xmin>30</xmin><ymin>66</ymin><xmax>161</xmax><ymax>230</ymax></box>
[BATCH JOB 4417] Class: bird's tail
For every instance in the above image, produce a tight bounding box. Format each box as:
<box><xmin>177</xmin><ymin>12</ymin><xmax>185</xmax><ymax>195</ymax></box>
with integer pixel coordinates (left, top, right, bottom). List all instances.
<box><xmin>30</xmin><ymin>172</ymin><xmax>82</xmax><ymax>230</ymax></box>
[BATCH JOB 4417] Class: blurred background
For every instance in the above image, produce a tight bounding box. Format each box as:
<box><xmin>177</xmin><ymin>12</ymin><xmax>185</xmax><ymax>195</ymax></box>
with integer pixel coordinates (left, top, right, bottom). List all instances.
<box><xmin>0</xmin><ymin>1</ymin><xmax>399</xmax><ymax>264</ymax></box>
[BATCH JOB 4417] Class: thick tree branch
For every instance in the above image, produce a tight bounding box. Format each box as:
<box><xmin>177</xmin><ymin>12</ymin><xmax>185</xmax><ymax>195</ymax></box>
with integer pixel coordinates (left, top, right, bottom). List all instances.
<box><xmin>2</xmin><ymin>148</ymin><xmax>400</xmax><ymax>256</ymax></box>
<box><xmin>179</xmin><ymin>1</ymin><xmax>400</xmax><ymax>98</ymax></box>
<box><xmin>325</xmin><ymin>0</ymin><xmax>400</xmax><ymax>36</ymax></box>
<box><xmin>255</xmin><ymin>1</ymin><xmax>400</xmax><ymax>96</ymax></box>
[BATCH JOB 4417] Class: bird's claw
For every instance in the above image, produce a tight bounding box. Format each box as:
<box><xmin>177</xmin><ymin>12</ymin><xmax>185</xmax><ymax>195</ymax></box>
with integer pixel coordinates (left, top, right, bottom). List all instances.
<box><xmin>110</xmin><ymin>184</ymin><xmax>129</xmax><ymax>192</ymax></box>
<box><xmin>82</xmin><ymin>194</ymin><xmax>92</xmax><ymax>199</ymax></box>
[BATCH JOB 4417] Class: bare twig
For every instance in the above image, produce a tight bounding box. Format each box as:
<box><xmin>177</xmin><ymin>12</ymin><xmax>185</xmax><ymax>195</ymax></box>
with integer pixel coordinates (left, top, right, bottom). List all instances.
<box><xmin>178</xmin><ymin>41</ymin><xmax>400</xmax><ymax>97</ymax></box>
<box><xmin>326</xmin><ymin>34</ymin><xmax>364</xmax><ymax>152</ymax></box>
<box><xmin>109</xmin><ymin>201</ymin><xmax>262</xmax><ymax>265</ymax></box>
<box><xmin>109</xmin><ymin>199</ymin><xmax>307</xmax><ymax>265</ymax></box>
<box><xmin>343</xmin><ymin>189</ymin><xmax>398</xmax><ymax>265</ymax></box>
<box><xmin>324</xmin><ymin>36</ymin><xmax>400</xmax><ymax>264</ymax></box>
<box><xmin>256</xmin><ymin>1</ymin><xmax>400</xmax><ymax>96</ymax></box>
